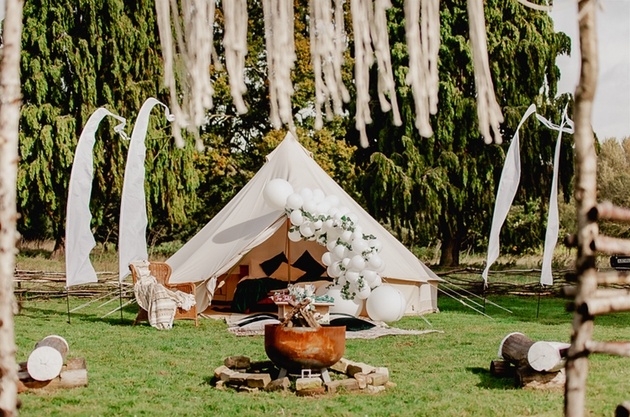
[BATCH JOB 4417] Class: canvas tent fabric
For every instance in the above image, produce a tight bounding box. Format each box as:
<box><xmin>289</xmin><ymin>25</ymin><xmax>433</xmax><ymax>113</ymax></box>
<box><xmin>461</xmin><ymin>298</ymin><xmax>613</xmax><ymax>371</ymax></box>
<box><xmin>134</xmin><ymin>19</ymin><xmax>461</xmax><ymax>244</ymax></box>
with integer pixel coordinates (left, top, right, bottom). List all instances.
<box><xmin>167</xmin><ymin>132</ymin><xmax>441</xmax><ymax>314</ymax></box>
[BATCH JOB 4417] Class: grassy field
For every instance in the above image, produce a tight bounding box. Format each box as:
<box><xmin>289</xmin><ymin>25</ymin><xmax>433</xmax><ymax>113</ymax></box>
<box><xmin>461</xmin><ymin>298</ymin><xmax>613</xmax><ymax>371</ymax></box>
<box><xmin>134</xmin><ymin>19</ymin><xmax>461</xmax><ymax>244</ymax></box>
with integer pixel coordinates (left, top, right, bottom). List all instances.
<box><xmin>10</xmin><ymin>243</ymin><xmax>630</xmax><ymax>416</ymax></box>
<box><xmin>12</xmin><ymin>289</ymin><xmax>630</xmax><ymax>417</ymax></box>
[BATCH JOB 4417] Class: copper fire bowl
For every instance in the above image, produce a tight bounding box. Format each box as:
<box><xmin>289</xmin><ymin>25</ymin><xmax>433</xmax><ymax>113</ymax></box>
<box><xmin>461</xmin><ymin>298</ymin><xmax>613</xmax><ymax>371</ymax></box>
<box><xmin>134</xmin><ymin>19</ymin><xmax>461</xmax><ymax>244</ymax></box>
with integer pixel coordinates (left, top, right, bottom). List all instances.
<box><xmin>264</xmin><ymin>324</ymin><xmax>346</xmax><ymax>372</ymax></box>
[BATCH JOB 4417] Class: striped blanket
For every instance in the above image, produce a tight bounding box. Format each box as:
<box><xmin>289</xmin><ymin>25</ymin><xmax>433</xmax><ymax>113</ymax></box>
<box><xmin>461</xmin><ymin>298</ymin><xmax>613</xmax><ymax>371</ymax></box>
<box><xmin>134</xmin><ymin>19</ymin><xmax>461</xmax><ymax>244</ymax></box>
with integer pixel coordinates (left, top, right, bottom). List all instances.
<box><xmin>133</xmin><ymin>262</ymin><xmax>196</xmax><ymax>330</ymax></box>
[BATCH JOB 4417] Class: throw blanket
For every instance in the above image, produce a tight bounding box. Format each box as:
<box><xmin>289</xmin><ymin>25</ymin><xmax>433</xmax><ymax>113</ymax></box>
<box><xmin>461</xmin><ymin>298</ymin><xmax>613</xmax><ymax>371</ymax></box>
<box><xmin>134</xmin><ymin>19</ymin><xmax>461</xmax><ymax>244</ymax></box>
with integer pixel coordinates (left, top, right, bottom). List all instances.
<box><xmin>132</xmin><ymin>261</ymin><xmax>196</xmax><ymax>330</ymax></box>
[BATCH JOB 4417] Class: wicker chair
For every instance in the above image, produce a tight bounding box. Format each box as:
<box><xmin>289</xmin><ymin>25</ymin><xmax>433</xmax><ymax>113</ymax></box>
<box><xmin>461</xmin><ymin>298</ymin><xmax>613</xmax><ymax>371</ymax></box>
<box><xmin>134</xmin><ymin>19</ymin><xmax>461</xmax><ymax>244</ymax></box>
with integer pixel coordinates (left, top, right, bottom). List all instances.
<box><xmin>129</xmin><ymin>261</ymin><xmax>198</xmax><ymax>327</ymax></box>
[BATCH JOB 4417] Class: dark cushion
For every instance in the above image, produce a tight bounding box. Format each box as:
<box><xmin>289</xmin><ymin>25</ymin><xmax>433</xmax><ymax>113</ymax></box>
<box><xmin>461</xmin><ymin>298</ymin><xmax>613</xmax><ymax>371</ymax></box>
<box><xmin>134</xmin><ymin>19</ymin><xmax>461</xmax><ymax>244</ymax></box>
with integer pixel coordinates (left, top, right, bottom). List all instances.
<box><xmin>231</xmin><ymin>278</ymin><xmax>287</xmax><ymax>313</ymax></box>
<box><xmin>260</xmin><ymin>252</ymin><xmax>288</xmax><ymax>276</ymax></box>
<box><xmin>292</xmin><ymin>251</ymin><xmax>326</xmax><ymax>277</ymax></box>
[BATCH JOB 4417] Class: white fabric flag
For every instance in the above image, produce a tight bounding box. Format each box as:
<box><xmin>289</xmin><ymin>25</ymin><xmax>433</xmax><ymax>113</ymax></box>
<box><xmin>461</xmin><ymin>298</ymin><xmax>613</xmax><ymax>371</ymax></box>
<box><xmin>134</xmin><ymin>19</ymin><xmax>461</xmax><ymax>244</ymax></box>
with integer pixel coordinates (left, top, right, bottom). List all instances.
<box><xmin>537</xmin><ymin>108</ymin><xmax>573</xmax><ymax>285</ymax></box>
<box><xmin>118</xmin><ymin>98</ymin><xmax>174</xmax><ymax>281</ymax></box>
<box><xmin>66</xmin><ymin>108</ymin><xmax>128</xmax><ymax>287</ymax></box>
<box><xmin>482</xmin><ymin>104</ymin><xmax>537</xmax><ymax>284</ymax></box>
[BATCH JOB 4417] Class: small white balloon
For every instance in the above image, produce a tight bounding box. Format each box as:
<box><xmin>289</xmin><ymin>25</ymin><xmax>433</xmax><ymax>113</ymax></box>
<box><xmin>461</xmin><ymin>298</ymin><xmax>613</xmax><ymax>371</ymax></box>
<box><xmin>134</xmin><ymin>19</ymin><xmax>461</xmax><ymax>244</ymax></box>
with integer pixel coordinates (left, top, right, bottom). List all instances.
<box><xmin>367</xmin><ymin>254</ymin><xmax>384</xmax><ymax>271</ymax></box>
<box><xmin>327</xmin><ymin>262</ymin><xmax>342</xmax><ymax>278</ymax></box>
<box><xmin>303</xmin><ymin>200</ymin><xmax>317</xmax><ymax>214</ymax></box>
<box><xmin>286</xmin><ymin>193</ymin><xmax>304</xmax><ymax>210</ymax></box>
<box><xmin>288</xmin><ymin>229</ymin><xmax>302</xmax><ymax>242</ymax></box>
<box><xmin>351</xmin><ymin>238</ymin><xmax>368</xmax><ymax>255</ymax></box>
<box><xmin>345</xmin><ymin>270</ymin><xmax>360</xmax><ymax>283</ymax></box>
<box><xmin>289</xmin><ymin>210</ymin><xmax>304</xmax><ymax>226</ymax></box>
<box><xmin>312</xmin><ymin>188</ymin><xmax>325</xmax><ymax>203</ymax></box>
<box><xmin>316</xmin><ymin>202</ymin><xmax>331</xmax><ymax>215</ymax></box>
<box><xmin>333</xmin><ymin>245</ymin><xmax>347</xmax><ymax>260</ymax></box>
<box><xmin>363</xmin><ymin>269</ymin><xmax>377</xmax><ymax>285</ymax></box>
<box><xmin>299</xmin><ymin>187</ymin><xmax>314</xmax><ymax>201</ymax></box>
<box><xmin>263</xmin><ymin>179</ymin><xmax>294</xmax><ymax>210</ymax></box>
<box><xmin>349</xmin><ymin>255</ymin><xmax>366</xmax><ymax>271</ymax></box>
<box><xmin>326</xmin><ymin>240</ymin><xmax>338</xmax><ymax>252</ymax></box>
<box><xmin>299</xmin><ymin>223</ymin><xmax>314</xmax><ymax>237</ymax></box>
<box><xmin>356</xmin><ymin>285</ymin><xmax>372</xmax><ymax>300</ymax></box>
<box><xmin>341</xmin><ymin>257</ymin><xmax>351</xmax><ymax>269</ymax></box>
<box><xmin>371</xmin><ymin>274</ymin><xmax>382</xmax><ymax>288</ymax></box>
<box><xmin>321</xmin><ymin>252</ymin><xmax>333</xmax><ymax>266</ymax></box>
<box><xmin>340</xmin><ymin>230</ymin><xmax>353</xmax><ymax>243</ymax></box>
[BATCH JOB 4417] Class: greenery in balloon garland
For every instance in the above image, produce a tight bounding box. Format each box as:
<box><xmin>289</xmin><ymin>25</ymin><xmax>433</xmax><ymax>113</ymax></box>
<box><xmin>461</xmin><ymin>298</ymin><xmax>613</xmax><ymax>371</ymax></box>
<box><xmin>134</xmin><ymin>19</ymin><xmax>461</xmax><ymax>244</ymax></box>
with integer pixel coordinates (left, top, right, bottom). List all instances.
<box><xmin>282</xmin><ymin>187</ymin><xmax>386</xmax><ymax>301</ymax></box>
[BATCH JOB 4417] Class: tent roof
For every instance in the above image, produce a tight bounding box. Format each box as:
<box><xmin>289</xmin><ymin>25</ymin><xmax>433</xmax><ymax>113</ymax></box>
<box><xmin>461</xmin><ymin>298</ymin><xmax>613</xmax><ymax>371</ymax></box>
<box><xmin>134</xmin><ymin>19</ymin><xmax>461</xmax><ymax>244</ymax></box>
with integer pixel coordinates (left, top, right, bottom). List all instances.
<box><xmin>168</xmin><ymin>133</ymin><xmax>440</xmax><ymax>285</ymax></box>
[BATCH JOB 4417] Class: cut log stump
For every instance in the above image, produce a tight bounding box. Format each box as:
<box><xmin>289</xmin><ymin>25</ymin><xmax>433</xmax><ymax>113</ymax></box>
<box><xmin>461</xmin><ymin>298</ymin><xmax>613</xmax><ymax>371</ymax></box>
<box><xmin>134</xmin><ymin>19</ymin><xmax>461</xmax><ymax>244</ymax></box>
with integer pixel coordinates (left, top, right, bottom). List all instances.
<box><xmin>18</xmin><ymin>357</ymin><xmax>88</xmax><ymax>392</ymax></box>
<box><xmin>498</xmin><ymin>332</ymin><xmax>535</xmax><ymax>367</ymax></box>
<box><xmin>516</xmin><ymin>367</ymin><xmax>565</xmax><ymax>391</ymax></box>
<box><xmin>527</xmin><ymin>341</ymin><xmax>570</xmax><ymax>372</ymax></box>
<box><xmin>27</xmin><ymin>335</ymin><xmax>69</xmax><ymax>381</ymax></box>
<box><xmin>489</xmin><ymin>360</ymin><xmax>516</xmax><ymax>378</ymax></box>
<box><xmin>616</xmin><ymin>401</ymin><xmax>630</xmax><ymax>417</ymax></box>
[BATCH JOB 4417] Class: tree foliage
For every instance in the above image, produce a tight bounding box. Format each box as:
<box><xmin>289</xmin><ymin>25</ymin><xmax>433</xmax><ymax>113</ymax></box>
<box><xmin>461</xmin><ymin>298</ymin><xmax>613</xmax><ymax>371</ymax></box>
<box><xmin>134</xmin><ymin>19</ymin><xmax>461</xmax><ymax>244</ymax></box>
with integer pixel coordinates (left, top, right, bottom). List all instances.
<box><xmin>17</xmin><ymin>0</ymin><xmax>199</xmax><ymax>253</ymax></box>
<box><xmin>358</xmin><ymin>0</ymin><xmax>574</xmax><ymax>265</ymax></box>
<box><xmin>597</xmin><ymin>137</ymin><xmax>630</xmax><ymax>238</ymax></box>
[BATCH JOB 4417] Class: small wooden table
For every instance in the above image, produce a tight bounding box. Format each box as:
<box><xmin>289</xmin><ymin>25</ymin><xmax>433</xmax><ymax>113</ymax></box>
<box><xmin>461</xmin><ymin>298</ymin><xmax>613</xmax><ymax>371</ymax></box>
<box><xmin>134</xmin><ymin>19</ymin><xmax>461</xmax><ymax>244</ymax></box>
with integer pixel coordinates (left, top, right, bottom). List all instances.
<box><xmin>275</xmin><ymin>302</ymin><xmax>334</xmax><ymax>325</ymax></box>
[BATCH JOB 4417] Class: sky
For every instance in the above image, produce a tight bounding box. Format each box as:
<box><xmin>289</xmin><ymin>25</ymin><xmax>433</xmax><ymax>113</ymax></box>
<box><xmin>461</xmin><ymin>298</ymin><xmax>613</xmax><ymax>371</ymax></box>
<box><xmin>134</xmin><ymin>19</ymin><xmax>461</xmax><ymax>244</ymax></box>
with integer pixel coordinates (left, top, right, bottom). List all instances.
<box><xmin>551</xmin><ymin>0</ymin><xmax>630</xmax><ymax>140</ymax></box>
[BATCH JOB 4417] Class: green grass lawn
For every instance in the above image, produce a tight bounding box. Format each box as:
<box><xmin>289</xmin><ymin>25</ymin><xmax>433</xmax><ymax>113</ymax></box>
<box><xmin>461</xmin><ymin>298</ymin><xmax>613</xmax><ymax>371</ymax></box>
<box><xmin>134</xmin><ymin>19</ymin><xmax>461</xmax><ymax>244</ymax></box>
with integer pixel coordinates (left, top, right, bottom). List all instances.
<box><xmin>13</xmin><ymin>290</ymin><xmax>630</xmax><ymax>417</ymax></box>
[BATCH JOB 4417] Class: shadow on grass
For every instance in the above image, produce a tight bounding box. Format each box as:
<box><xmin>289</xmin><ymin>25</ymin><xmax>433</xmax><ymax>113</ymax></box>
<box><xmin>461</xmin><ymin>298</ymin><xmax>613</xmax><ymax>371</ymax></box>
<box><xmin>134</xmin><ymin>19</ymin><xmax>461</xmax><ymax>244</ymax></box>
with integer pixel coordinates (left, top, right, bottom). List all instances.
<box><xmin>467</xmin><ymin>366</ymin><xmax>518</xmax><ymax>390</ymax></box>
<box><xmin>18</xmin><ymin>302</ymin><xmax>138</xmax><ymax>327</ymax></box>
<box><xmin>439</xmin><ymin>295</ymin><xmax>630</xmax><ymax>328</ymax></box>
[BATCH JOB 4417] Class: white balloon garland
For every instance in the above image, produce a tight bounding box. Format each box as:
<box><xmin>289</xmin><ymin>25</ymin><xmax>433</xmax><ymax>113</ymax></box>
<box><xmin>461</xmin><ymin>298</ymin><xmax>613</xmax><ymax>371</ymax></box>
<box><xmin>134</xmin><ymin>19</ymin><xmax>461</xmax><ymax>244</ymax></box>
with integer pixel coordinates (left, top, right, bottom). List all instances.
<box><xmin>280</xmin><ymin>184</ymin><xmax>385</xmax><ymax>301</ymax></box>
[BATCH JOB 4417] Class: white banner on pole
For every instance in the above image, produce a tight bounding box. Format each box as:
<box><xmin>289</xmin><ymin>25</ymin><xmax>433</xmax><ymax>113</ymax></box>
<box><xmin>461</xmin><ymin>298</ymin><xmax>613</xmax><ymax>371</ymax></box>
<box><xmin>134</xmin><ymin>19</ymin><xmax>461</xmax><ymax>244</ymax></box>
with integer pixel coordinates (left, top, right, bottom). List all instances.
<box><xmin>118</xmin><ymin>98</ymin><xmax>174</xmax><ymax>281</ymax></box>
<box><xmin>482</xmin><ymin>104</ymin><xmax>537</xmax><ymax>285</ymax></box>
<box><xmin>65</xmin><ymin>109</ymin><xmax>127</xmax><ymax>287</ymax></box>
<box><xmin>537</xmin><ymin>107</ymin><xmax>573</xmax><ymax>285</ymax></box>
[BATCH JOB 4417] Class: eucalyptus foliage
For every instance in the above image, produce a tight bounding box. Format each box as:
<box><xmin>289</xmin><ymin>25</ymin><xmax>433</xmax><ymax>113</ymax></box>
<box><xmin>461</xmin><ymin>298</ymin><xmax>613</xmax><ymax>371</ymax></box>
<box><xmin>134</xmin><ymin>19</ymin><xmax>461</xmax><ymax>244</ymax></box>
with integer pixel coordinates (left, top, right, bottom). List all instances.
<box><xmin>358</xmin><ymin>0</ymin><xmax>574</xmax><ymax>265</ymax></box>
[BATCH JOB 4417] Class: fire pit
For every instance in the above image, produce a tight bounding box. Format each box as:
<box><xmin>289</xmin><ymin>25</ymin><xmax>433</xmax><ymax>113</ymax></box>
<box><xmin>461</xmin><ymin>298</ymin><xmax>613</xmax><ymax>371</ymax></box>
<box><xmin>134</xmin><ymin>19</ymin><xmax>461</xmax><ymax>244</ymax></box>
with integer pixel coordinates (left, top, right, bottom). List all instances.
<box><xmin>264</xmin><ymin>324</ymin><xmax>346</xmax><ymax>373</ymax></box>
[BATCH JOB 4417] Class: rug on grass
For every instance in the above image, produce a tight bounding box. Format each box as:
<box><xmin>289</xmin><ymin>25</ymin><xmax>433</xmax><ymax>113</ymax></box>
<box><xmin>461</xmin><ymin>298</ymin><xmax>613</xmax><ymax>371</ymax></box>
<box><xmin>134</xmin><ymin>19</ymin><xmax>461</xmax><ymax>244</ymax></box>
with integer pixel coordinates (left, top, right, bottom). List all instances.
<box><xmin>224</xmin><ymin>313</ymin><xmax>444</xmax><ymax>339</ymax></box>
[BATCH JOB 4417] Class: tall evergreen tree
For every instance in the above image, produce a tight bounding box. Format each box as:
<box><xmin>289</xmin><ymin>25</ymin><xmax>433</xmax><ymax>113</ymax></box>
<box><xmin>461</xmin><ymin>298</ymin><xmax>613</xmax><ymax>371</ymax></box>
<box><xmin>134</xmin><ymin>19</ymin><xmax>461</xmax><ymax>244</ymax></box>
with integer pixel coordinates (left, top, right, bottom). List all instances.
<box><xmin>358</xmin><ymin>0</ymin><xmax>573</xmax><ymax>265</ymax></box>
<box><xmin>17</xmin><ymin>0</ymin><xmax>199</xmax><ymax>254</ymax></box>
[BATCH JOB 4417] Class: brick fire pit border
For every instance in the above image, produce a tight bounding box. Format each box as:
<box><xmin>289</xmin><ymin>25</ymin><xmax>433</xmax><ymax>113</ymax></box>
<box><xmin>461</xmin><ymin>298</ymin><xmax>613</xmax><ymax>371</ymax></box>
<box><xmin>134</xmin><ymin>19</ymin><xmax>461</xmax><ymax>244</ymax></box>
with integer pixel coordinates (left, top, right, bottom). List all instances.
<box><xmin>213</xmin><ymin>356</ymin><xmax>395</xmax><ymax>395</ymax></box>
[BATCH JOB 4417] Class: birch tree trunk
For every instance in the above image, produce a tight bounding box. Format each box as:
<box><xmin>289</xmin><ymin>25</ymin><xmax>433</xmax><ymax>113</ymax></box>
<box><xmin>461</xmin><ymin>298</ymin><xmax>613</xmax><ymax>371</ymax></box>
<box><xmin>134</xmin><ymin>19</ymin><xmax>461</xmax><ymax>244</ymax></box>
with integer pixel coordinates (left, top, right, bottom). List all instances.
<box><xmin>564</xmin><ymin>0</ymin><xmax>599</xmax><ymax>416</ymax></box>
<box><xmin>0</xmin><ymin>0</ymin><xmax>24</xmax><ymax>415</ymax></box>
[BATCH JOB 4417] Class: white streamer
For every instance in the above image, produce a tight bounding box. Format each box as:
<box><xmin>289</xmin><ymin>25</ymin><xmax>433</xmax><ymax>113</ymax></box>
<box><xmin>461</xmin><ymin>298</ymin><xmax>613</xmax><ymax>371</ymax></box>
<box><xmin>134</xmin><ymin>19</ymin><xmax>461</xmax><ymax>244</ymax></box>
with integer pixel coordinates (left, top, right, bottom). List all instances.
<box><xmin>263</xmin><ymin>0</ymin><xmax>296</xmax><ymax>131</ymax></box>
<box><xmin>537</xmin><ymin>107</ymin><xmax>574</xmax><ymax>285</ymax></box>
<box><xmin>65</xmin><ymin>109</ymin><xmax>127</xmax><ymax>287</ymax></box>
<box><xmin>404</xmin><ymin>0</ymin><xmax>441</xmax><ymax>137</ymax></box>
<box><xmin>309</xmin><ymin>0</ymin><xmax>350</xmax><ymax>129</ymax></box>
<box><xmin>223</xmin><ymin>0</ymin><xmax>249</xmax><ymax>115</ymax></box>
<box><xmin>118</xmin><ymin>98</ymin><xmax>174</xmax><ymax>282</ymax></box>
<box><xmin>467</xmin><ymin>0</ymin><xmax>504</xmax><ymax>144</ymax></box>
<box><xmin>482</xmin><ymin>104</ymin><xmax>536</xmax><ymax>284</ymax></box>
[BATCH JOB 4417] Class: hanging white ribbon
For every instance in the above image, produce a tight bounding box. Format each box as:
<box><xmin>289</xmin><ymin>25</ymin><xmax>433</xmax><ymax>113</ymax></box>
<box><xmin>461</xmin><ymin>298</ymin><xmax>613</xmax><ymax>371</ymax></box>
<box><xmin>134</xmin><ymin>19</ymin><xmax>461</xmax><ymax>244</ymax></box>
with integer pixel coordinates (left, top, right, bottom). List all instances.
<box><xmin>482</xmin><ymin>104</ymin><xmax>537</xmax><ymax>285</ymax></box>
<box><xmin>118</xmin><ymin>98</ymin><xmax>174</xmax><ymax>281</ymax></box>
<box><xmin>65</xmin><ymin>108</ymin><xmax>128</xmax><ymax>287</ymax></box>
<box><xmin>537</xmin><ymin>107</ymin><xmax>573</xmax><ymax>285</ymax></box>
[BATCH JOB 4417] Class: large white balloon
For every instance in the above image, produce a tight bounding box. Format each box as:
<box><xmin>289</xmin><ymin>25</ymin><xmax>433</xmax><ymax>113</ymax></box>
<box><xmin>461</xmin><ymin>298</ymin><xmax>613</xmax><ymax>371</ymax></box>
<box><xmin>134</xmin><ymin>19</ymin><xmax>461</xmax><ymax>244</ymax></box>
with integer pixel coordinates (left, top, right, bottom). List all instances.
<box><xmin>366</xmin><ymin>285</ymin><xmax>406</xmax><ymax>322</ymax></box>
<box><xmin>263</xmin><ymin>179</ymin><xmax>294</xmax><ymax>210</ymax></box>
<box><xmin>326</xmin><ymin>286</ymin><xmax>364</xmax><ymax>317</ymax></box>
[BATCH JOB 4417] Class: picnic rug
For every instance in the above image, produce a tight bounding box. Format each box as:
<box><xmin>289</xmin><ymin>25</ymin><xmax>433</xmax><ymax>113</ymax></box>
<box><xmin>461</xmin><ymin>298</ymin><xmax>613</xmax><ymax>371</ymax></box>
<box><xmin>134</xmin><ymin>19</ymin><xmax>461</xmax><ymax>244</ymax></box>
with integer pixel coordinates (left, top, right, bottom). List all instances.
<box><xmin>222</xmin><ymin>312</ymin><xmax>444</xmax><ymax>339</ymax></box>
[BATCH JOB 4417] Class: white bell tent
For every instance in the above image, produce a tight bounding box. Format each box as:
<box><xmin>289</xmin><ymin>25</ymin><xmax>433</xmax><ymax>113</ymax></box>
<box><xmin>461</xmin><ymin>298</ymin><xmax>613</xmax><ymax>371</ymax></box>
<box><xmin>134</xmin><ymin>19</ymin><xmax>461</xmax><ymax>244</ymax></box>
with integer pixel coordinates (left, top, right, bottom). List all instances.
<box><xmin>167</xmin><ymin>132</ymin><xmax>442</xmax><ymax>314</ymax></box>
